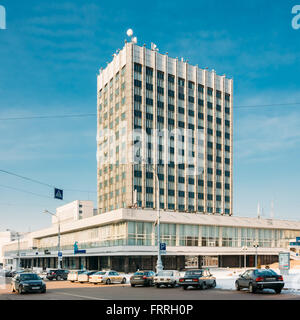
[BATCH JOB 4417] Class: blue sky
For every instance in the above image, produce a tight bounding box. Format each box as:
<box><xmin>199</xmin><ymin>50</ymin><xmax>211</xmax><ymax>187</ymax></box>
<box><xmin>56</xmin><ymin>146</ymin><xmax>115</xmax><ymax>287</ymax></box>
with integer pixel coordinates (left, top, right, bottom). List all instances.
<box><xmin>0</xmin><ymin>0</ymin><xmax>300</xmax><ymax>231</ymax></box>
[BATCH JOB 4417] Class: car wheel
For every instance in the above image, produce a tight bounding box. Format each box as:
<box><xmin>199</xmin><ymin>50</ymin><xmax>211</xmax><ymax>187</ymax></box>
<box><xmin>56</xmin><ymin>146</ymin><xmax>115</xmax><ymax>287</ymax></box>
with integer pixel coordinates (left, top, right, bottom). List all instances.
<box><xmin>18</xmin><ymin>286</ymin><xmax>23</xmax><ymax>294</ymax></box>
<box><xmin>235</xmin><ymin>281</ymin><xmax>240</xmax><ymax>291</ymax></box>
<box><xmin>211</xmin><ymin>280</ymin><xmax>216</xmax><ymax>288</ymax></box>
<box><xmin>249</xmin><ymin>283</ymin><xmax>256</xmax><ymax>294</ymax></box>
<box><xmin>147</xmin><ymin>280</ymin><xmax>153</xmax><ymax>287</ymax></box>
<box><xmin>131</xmin><ymin>284</ymin><xmax>135</xmax><ymax>287</ymax></box>
<box><xmin>106</xmin><ymin>279</ymin><xmax>111</xmax><ymax>285</ymax></box>
<box><xmin>121</xmin><ymin>278</ymin><xmax>126</xmax><ymax>284</ymax></box>
<box><xmin>199</xmin><ymin>282</ymin><xmax>204</xmax><ymax>290</ymax></box>
<box><xmin>182</xmin><ymin>285</ymin><xmax>188</xmax><ymax>290</ymax></box>
<box><xmin>275</xmin><ymin>288</ymin><xmax>282</xmax><ymax>294</ymax></box>
<box><xmin>41</xmin><ymin>288</ymin><xmax>46</xmax><ymax>294</ymax></box>
<box><xmin>171</xmin><ymin>282</ymin><xmax>176</xmax><ymax>288</ymax></box>
<box><xmin>156</xmin><ymin>284</ymin><xmax>160</xmax><ymax>288</ymax></box>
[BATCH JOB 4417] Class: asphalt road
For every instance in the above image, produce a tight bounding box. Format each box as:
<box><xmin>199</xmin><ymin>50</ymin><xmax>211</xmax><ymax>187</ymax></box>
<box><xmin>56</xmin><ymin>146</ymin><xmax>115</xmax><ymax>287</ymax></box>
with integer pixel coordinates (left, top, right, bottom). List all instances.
<box><xmin>1</xmin><ymin>279</ymin><xmax>300</xmax><ymax>300</ymax></box>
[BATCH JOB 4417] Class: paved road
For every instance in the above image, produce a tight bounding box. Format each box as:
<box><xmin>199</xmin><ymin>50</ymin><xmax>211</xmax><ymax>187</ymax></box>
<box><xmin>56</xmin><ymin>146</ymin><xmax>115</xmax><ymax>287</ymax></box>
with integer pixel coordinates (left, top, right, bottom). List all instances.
<box><xmin>1</xmin><ymin>279</ymin><xmax>300</xmax><ymax>300</ymax></box>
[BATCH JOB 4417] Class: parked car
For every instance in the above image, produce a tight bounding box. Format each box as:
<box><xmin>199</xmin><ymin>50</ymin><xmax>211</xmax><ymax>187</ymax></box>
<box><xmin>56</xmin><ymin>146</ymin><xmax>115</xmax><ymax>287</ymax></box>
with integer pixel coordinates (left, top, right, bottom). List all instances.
<box><xmin>78</xmin><ymin>271</ymin><xmax>98</xmax><ymax>283</ymax></box>
<box><xmin>8</xmin><ymin>269</ymin><xmax>25</xmax><ymax>278</ymax></box>
<box><xmin>130</xmin><ymin>270</ymin><xmax>156</xmax><ymax>287</ymax></box>
<box><xmin>11</xmin><ymin>273</ymin><xmax>46</xmax><ymax>294</ymax></box>
<box><xmin>154</xmin><ymin>270</ymin><xmax>181</xmax><ymax>288</ymax></box>
<box><xmin>67</xmin><ymin>270</ymin><xmax>86</xmax><ymax>282</ymax></box>
<box><xmin>46</xmin><ymin>269</ymin><xmax>69</xmax><ymax>281</ymax></box>
<box><xmin>235</xmin><ymin>269</ymin><xmax>284</xmax><ymax>294</ymax></box>
<box><xmin>89</xmin><ymin>270</ymin><xmax>127</xmax><ymax>285</ymax></box>
<box><xmin>179</xmin><ymin>269</ymin><xmax>216</xmax><ymax>290</ymax></box>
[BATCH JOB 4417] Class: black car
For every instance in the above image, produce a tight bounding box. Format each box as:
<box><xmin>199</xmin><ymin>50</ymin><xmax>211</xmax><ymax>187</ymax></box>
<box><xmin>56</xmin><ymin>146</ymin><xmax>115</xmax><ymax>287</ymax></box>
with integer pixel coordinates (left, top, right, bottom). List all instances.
<box><xmin>235</xmin><ymin>269</ymin><xmax>284</xmax><ymax>294</ymax></box>
<box><xmin>130</xmin><ymin>271</ymin><xmax>156</xmax><ymax>287</ymax></box>
<box><xmin>179</xmin><ymin>269</ymin><xmax>216</xmax><ymax>290</ymax></box>
<box><xmin>11</xmin><ymin>273</ymin><xmax>46</xmax><ymax>294</ymax></box>
<box><xmin>46</xmin><ymin>269</ymin><xmax>69</xmax><ymax>281</ymax></box>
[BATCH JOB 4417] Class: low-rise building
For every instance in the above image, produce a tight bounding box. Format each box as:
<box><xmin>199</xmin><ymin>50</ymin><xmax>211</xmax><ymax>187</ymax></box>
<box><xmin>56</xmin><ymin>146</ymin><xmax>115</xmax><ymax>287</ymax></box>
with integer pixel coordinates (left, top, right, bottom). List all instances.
<box><xmin>3</xmin><ymin>202</ymin><xmax>300</xmax><ymax>271</ymax></box>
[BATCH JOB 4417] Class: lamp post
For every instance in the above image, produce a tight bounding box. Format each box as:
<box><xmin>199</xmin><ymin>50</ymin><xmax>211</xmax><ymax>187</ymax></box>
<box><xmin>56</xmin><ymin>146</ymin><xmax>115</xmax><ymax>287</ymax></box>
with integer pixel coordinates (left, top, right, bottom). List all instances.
<box><xmin>253</xmin><ymin>241</ymin><xmax>259</xmax><ymax>268</ymax></box>
<box><xmin>154</xmin><ymin>165</ymin><xmax>163</xmax><ymax>273</ymax></box>
<box><xmin>44</xmin><ymin>210</ymin><xmax>61</xmax><ymax>269</ymax></box>
<box><xmin>242</xmin><ymin>246</ymin><xmax>248</xmax><ymax>269</ymax></box>
<box><xmin>141</xmin><ymin>160</ymin><xmax>163</xmax><ymax>273</ymax></box>
<box><xmin>6</xmin><ymin>229</ymin><xmax>21</xmax><ymax>271</ymax></box>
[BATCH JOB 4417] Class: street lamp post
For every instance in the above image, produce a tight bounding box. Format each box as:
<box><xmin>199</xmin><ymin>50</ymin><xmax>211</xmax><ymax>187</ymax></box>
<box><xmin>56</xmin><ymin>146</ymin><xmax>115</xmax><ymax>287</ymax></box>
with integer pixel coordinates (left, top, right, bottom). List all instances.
<box><xmin>154</xmin><ymin>167</ymin><xmax>163</xmax><ymax>273</ymax></box>
<box><xmin>6</xmin><ymin>229</ymin><xmax>21</xmax><ymax>271</ymax></box>
<box><xmin>44</xmin><ymin>210</ymin><xmax>61</xmax><ymax>269</ymax></box>
<box><xmin>141</xmin><ymin>159</ymin><xmax>163</xmax><ymax>273</ymax></box>
<box><xmin>242</xmin><ymin>246</ymin><xmax>247</xmax><ymax>269</ymax></box>
<box><xmin>253</xmin><ymin>241</ymin><xmax>259</xmax><ymax>268</ymax></box>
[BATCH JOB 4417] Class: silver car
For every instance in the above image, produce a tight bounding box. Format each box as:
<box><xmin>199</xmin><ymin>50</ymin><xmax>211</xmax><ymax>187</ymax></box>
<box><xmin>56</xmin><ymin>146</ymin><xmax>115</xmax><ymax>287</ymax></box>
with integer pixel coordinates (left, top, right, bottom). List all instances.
<box><xmin>78</xmin><ymin>271</ymin><xmax>98</xmax><ymax>283</ymax></box>
<box><xmin>154</xmin><ymin>270</ymin><xmax>181</xmax><ymax>288</ymax></box>
<box><xmin>89</xmin><ymin>270</ymin><xmax>127</xmax><ymax>285</ymax></box>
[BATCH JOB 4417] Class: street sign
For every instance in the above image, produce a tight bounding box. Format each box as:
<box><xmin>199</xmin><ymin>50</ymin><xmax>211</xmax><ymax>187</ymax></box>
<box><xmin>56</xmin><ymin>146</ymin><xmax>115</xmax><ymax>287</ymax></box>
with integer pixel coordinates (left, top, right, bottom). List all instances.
<box><xmin>160</xmin><ymin>243</ymin><xmax>166</xmax><ymax>255</ymax></box>
<box><xmin>58</xmin><ymin>252</ymin><xmax>62</xmax><ymax>257</ymax></box>
<box><xmin>54</xmin><ymin>188</ymin><xmax>63</xmax><ymax>200</ymax></box>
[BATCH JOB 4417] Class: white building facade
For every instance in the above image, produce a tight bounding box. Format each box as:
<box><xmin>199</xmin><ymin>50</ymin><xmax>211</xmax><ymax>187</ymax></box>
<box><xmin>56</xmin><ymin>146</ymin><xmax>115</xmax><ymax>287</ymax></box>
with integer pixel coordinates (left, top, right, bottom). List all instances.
<box><xmin>3</xmin><ymin>206</ymin><xmax>300</xmax><ymax>271</ymax></box>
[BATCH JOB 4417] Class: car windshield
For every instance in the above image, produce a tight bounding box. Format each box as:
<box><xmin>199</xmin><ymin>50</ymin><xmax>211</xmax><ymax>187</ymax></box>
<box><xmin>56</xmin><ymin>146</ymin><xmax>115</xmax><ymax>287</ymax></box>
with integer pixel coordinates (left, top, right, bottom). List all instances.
<box><xmin>20</xmin><ymin>274</ymin><xmax>40</xmax><ymax>281</ymax></box>
<box><xmin>95</xmin><ymin>271</ymin><xmax>106</xmax><ymax>275</ymax></box>
<box><xmin>157</xmin><ymin>271</ymin><xmax>173</xmax><ymax>276</ymax></box>
<box><xmin>134</xmin><ymin>272</ymin><xmax>145</xmax><ymax>275</ymax></box>
<box><xmin>185</xmin><ymin>270</ymin><xmax>203</xmax><ymax>276</ymax></box>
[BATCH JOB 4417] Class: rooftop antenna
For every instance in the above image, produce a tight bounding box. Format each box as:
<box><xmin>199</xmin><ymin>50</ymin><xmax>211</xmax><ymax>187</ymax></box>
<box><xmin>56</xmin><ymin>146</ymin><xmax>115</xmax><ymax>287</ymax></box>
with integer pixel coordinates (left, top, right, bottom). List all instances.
<box><xmin>257</xmin><ymin>202</ymin><xmax>261</xmax><ymax>219</ymax></box>
<box><xmin>151</xmin><ymin>42</ymin><xmax>158</xmax><ymax>51</ymax></box>
<box><xmin>270</xmin><ymin>200</ymin><xmax>274</xmax><ymax>219</ymax></box>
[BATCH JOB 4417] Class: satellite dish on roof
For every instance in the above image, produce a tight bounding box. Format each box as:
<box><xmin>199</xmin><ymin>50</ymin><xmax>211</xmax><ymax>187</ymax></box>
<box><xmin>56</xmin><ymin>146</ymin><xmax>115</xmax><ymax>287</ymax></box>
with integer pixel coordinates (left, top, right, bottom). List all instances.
<box><xmin>127</xmin><ymin>29</ymin><xmax>133</xmax><ymax>37</ymax></box>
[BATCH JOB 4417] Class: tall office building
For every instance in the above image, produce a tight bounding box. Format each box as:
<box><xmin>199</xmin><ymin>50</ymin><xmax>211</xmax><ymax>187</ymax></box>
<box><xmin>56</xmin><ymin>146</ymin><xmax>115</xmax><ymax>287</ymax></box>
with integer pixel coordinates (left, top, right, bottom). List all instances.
<box><xmin>97</xmin><ymin>39</ymin><xmax>233</xmax><ymax>216</ymax></box>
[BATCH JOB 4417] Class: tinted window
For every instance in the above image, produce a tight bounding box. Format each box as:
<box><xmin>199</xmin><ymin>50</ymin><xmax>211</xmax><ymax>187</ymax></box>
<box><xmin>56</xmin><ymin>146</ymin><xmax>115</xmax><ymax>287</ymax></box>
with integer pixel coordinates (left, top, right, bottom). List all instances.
<box><xmin>95</xmin><ymin>272</ymin><xmax>106</xmax><ymax>275</ymax></box>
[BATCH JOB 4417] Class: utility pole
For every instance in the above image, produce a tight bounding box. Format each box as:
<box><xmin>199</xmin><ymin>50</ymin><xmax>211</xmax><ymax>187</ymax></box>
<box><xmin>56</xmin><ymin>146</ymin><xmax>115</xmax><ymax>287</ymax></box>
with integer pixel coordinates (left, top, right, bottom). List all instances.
<box><xmin>44</xmin><ymin>210</ymin><xmax>61</xmax><ymax>269</ymax></box>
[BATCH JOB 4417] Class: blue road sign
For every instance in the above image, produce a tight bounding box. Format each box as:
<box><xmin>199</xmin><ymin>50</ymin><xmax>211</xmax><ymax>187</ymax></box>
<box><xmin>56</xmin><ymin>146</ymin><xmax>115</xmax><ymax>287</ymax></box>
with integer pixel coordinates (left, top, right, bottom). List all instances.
<box><xmin>160</xmin><ymin>243</ymin><xmax>166</xmax><ymax>251</ymax></box>
<box><xmin>58</xmin><ymin>252</ymin><xmax>62</xmax><ymax>257</ymax></box>
<box><xmin>160</xmin><ymin>243</ymin><xmax>166</xmax><ymax>255</ymax></box>
<box><xmin>54</xmin><ymin>188</ymin><xmax>63</xmax><ymax>200</ymax></box>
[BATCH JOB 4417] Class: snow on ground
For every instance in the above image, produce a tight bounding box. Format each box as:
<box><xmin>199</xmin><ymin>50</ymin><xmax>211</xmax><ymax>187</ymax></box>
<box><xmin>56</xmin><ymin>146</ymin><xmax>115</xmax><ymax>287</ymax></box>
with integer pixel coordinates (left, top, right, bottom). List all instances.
<box><xmin>210</xmin><ymin>268</ymin><xmax>300</xmax><ymax>294</ymax></box>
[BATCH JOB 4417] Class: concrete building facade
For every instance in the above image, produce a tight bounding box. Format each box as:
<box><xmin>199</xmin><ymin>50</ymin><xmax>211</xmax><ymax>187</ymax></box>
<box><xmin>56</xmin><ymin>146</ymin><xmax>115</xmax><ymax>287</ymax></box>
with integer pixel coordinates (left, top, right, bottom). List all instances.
<box><xmin>97</xmin><ymin>41</ymin><xmax>233</xmax><ymax>216</ymax></box>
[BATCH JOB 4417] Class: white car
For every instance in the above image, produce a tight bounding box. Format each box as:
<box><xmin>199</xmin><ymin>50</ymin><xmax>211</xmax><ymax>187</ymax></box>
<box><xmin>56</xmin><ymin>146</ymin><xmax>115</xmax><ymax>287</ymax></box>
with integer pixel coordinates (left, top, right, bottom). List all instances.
<box><xmin>78</xmin><ymin>271</ymin><xmax>98</xmax><ymax>283</ymax></box>
<box><xmin>154</xmin><ymin>270</ymin><xmax>181</xmax><ymax>288</ymax></box>
<box><xmin>67</xmin><ymin>270</ymin><xmax>86</xmax><ymax>282</ymax></box>
<box><xmin>89</xmin><ymin>270</ymin><xmax>127</xmax><ymax>285</ymax></box>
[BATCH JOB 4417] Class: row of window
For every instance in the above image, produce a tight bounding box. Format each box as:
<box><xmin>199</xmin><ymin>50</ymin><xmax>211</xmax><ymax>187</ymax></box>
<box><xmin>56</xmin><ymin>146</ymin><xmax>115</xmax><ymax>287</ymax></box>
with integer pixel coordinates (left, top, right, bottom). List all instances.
<box><xmin>133</xmin><ymin>64</ymin><xmax>231</xmax><ymax>102</ymax></box>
